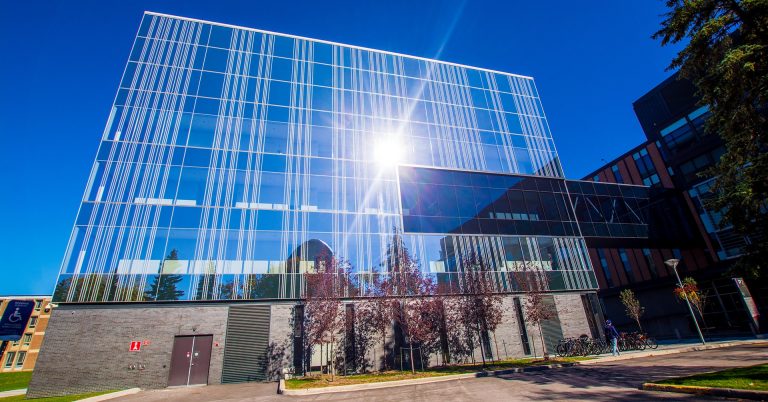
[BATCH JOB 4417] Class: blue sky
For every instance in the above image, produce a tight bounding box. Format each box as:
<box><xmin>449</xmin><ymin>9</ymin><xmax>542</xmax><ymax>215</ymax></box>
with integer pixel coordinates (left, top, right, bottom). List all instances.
<box><xmin>0</xmin><ymin>1</ymin><xmax>681</xmax><ymax>295</ymax></box>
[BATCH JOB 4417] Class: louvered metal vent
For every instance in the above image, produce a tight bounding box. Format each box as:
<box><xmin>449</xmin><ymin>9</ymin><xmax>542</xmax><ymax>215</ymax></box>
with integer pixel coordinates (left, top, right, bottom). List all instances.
<box><xmin>222</xmin><ymin>305</ymin><xmax>271</xmax><ymax>383</ymax></box>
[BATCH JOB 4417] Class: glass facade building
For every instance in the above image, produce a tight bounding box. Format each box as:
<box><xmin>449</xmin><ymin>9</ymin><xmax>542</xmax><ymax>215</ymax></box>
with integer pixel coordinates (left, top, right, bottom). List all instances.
<box><xmin>53</xmin><ymin>12</ymin><xmax>644</xmax><ymax>303</ymax></box>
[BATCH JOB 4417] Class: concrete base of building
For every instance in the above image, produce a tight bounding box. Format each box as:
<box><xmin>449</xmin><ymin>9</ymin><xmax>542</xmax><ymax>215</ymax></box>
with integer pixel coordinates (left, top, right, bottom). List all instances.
<box><xmin>27</xmin><ymin>292</ymin><xmax>595</xmax><ymax>398</ymax></box>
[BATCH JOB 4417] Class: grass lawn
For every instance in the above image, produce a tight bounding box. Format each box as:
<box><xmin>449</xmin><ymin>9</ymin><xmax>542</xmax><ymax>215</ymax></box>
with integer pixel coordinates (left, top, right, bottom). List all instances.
<box><xmin>655</xmin><ymin>363</ymin><xmax>768</xmax><ymax>391</ymax></box>
<box><xmin>0</xmin><ymin>372</ymin><xmax>32</xmax><ymax>392</ymax></box>
<box><xmin>0</xmin><ymin>390</ymin><xmax>118</xmax><ymax>402</ymax></box>
<box><xmin>286</xmin><ymin>356</ymin><xmax>588</xmax><ymax>389</ymax></box>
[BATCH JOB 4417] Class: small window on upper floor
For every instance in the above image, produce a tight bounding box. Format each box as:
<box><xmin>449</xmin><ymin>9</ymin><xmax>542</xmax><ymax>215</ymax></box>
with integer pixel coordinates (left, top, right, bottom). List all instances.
<box><xmin>28</xmin><ymin>317</ymin><xmax>38</xmax><ymax>329</ymax></box>
<box><xmin>34</xmin><ymin>300</ymin><xmax>42</xmax><ymax>311</ymax></box>
<box><xmin>3</xmin><ymin>352</ymin><xmax>15</xmax><ymax>368</ymax></box>
<box><xmin>22</xmin><ymin>334</ymin><xmax>32</xmax><ymax>347</ymax></box>
<box><xmin>15</xmin><ymin>351</ymin><xmax>26</xmax><ymax>368</ymax></box>
<box><xmin>611</xmin><ymin>165</ymin><xmax>624</xmax><ymax>183</ymax></box>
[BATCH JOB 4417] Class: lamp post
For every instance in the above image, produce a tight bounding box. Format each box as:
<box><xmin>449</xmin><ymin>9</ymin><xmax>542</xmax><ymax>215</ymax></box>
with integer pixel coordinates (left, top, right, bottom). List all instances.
<box><xmin>665</xmin><ymin>259</ymin><xmax>706</xmax><ymax>345</ymax></box>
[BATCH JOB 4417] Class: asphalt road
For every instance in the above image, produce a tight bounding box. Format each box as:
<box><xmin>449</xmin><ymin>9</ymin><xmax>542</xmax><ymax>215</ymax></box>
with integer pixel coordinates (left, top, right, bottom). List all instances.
<box><xmin>113</xmin><ymin>343</ymin><xmax>768</xmax><ymax>401</ymax></box>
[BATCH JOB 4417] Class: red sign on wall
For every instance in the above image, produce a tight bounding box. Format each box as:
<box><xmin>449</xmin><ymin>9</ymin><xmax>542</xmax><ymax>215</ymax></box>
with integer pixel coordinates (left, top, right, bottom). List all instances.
<box><xmin>129</xmin><ymin>341</ymin><xmax>141</xmax><ymax>351</ymax></box>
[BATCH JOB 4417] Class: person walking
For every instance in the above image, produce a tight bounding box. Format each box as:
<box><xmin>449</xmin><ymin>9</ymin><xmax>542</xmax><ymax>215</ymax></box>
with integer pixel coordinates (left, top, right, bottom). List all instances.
<box><xmin>604</xmin><ymin>319</ymin><xmax>620</xmax><ymax>356</ymax></box>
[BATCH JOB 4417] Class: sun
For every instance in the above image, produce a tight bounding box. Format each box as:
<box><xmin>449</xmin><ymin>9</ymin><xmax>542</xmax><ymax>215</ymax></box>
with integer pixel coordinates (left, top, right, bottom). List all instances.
<box><xmin>374</xmin><ymin>136</ymin><xmax>404</xmax><ymax>168</ymax></box>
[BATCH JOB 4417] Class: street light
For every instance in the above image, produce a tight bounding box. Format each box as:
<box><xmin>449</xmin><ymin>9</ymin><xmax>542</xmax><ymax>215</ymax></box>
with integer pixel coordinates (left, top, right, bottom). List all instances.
<box><xmin>665</xmin><ymin>258</ymin><xmax>706</xmax><ymax>345</ymax></box>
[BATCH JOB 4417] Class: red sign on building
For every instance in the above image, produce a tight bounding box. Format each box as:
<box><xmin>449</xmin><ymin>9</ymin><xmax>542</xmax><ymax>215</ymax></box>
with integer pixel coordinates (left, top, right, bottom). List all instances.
<box><xmin>129</xmin><ymin>341</ymin><xmax>141</xmax><ymax>351</ymax></box>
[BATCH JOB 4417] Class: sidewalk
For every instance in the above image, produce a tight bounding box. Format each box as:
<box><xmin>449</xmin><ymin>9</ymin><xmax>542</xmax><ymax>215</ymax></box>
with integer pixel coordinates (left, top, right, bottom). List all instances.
<box><xmin>282</xmin><ymin>338</ymin><xmax>767</xmax><ymax>396</ymax></box>
<box><xmin>0</xmin><ymin>388</ymin><xmax>26</xmax><ymax>398</ymax></box>
<box><xmin>580</xmin><ymin>337</ymin><xmax>767</xmax><ymax>364</ymax></box>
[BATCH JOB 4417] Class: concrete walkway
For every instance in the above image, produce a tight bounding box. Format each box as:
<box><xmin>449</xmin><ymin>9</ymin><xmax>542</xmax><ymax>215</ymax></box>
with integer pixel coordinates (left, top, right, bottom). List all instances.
<box><xmin>0</xmin><ymin>388</ymin><xmax>26</xmax><ymax>398</ymax></box>
<box><xmin>112</xmin><ymin>340</ymin><xmax>768</xmax><ymax>401</ymax></box>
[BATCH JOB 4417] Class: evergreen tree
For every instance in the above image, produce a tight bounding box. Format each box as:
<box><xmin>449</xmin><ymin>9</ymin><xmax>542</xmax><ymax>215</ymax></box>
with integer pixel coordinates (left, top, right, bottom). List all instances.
<box><xmin>144</xmin><ymin>249</ymin><xmax>185</xmax><ymax>301</ymax></box>
<box><xmin>654</xmin><ymin>0</ymin><xmax>768</xmax><ymax>278</ymax></box>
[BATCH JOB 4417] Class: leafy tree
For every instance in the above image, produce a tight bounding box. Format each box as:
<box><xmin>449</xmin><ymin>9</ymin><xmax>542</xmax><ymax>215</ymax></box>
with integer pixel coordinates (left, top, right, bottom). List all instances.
<box><xmin>654</xmin><ymin>0</ymin><xmax>768</xmax><ymax>278</ymax></box>
<box><xmin>619</xmin><ymin>289</ymin><xmax>645</xmax><ymax>332</ymax></box>
<box><xmin>674</xmin><ymin>277</ymin><xmax>710</xmax><ymax>328</ymax></box>
<box><xmin>52</xmin><ymin>277</ymin><xmax>73</xmax><ymax>302</ymax></box>
<box><xmin>382</xmin><ymin>228</ymin><xmax>438</xmax><ymax>373</ymax></box>
<box><xmin>144</xmin><ymin>249</ymin><xmax>185</xmax><ymax>301</ymax></box>
<box><xmin>303</xmin><ymin>252</ymin><xmax>349</xmax><ymax>380</ymax></box>
<box><xmin>368</xmin><ymin>273</ymin><xmax>395</xmax><ymax>371</ymax></box>
<box><xmin>511</xmin><ymin>268</ymin><xmax>556</xmax><ymax>359</ymax></box>
<box><xmin>455</xmin><ymin>252</ymin><xmax>504</xmax><ymax>366</ymax></box>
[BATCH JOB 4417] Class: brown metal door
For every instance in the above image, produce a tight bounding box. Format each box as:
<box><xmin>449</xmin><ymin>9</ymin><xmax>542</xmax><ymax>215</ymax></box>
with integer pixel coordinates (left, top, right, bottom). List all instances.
<box><xmin>189</xmin><ymin>335</ymin><xmax>212</xmax><ymax>385</ymax></box>
<box><xmin>168</xmin><ymin>335</ymin><xmax>213</xmax><ymax>386</ymax></box>
<box><xmin>168</xmin><ymin>336</ymin><xmax>195</xmax><ymax>386</ymax></box>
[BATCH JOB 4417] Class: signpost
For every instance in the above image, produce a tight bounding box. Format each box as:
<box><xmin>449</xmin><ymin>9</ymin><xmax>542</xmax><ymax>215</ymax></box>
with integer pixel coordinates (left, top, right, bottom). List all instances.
<box><xmin>0</xmin><ymin>300</ymin><xmax>35</xmax><ymax>341</ymax></box>
<box><xmin>732</xmin><ymin>277</ymin><xmax>760</xmax><ymax>334</ymax></box>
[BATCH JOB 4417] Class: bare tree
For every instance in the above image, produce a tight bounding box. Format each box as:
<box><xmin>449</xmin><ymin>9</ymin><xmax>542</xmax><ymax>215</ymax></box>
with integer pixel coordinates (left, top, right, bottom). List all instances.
<box><xmin>511</xmin><ymin>267</ymin><xmax>556</xmax><ymax>359</ymax></box>
<box><xmin>619</xmin><ymin>289</ymin><xmax>645</xmax><ymax>332</ymax></box>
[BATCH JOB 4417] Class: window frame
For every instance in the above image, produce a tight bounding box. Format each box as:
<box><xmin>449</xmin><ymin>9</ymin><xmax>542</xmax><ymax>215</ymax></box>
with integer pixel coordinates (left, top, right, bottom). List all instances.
<box><xmin>3</xmin><ymin>352</ymin><xmax>15</xmax><ymax>368</ymax></box>
<box><xmin>15</xmin><ymin>351</ymin><xmax>26</xmax><ymax>368</ymax></box>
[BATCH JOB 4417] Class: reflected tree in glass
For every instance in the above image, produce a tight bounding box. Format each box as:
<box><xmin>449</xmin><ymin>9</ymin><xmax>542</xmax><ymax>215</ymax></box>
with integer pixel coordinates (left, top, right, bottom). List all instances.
<box><xmin>144</xmin><ymin>249</ymin><xmax>185</xmax><ymax>301</ymax></box>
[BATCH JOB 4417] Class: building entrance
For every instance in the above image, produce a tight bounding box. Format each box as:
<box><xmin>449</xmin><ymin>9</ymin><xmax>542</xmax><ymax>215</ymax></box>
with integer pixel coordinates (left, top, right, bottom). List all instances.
<box><xmin>168</xmin><ymin>335</ymin><xmax>213</xmax><ymax>386</ymax></box>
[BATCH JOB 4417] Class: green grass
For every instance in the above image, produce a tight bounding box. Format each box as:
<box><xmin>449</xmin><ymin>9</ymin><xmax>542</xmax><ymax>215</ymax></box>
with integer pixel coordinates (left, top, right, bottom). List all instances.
<box><xmin>0</xmin><ymin>390</ymin><xmax>118</xmax><ymax>402</ymax></box>
<box><xmin>655</xmin><ymin>363</ymin><xmax>768</xmax><ymax>391</ymax></box>
<box><xmin>285</xmin><ymin>356</ymin><xmax>589</xmax><ymax>389</ymax></box>
<box><xmin>0</xmin><ymin>372</ymin><xmax>32</xmax><ymax>392</ymax></box>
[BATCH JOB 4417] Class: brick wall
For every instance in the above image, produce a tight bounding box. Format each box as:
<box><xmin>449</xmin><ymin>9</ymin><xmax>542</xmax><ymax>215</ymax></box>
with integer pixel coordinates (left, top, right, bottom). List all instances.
<box><xmin>27</xmin><ymin>304</ymin><xmax>228</xmax><ymax>398</ymax></box>
<box><xmin>553</xmin><ymin>293</ymin><xmax>592</xmax><ymax>339</ymax></box>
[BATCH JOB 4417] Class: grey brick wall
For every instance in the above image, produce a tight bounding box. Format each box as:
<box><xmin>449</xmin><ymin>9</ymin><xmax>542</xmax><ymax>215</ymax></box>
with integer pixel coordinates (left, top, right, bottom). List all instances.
<box><xmin>27</xmin><ymin>304</ymin><xmax>228</xmax><ymax>398</ymax></box>
<box><xmin>29</xmin><ymin>292</ymin><xmax>594</xmax><ymax>396</ymax></box>
<box><xmin>554</xmin><ymin>293</ymin><xmax>592</xmax><ymax>339</ymax></box>
<box><xmin>267</xmin><ymin>304</ymin><xmax>294</xmax><ymax>379</ymax></box>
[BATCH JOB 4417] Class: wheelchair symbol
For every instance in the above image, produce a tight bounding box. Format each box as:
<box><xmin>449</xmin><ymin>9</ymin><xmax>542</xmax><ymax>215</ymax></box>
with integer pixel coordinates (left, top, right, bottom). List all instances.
<box><xmin>8</xmin><ymin>308</ymin><xmax>23</xmax><ymax>323</ymax></box>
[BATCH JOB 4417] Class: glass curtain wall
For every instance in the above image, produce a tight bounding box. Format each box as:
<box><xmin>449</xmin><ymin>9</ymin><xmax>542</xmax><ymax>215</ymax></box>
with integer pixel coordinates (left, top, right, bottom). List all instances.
<box><xmin>53</xmin><ymin>13</ymin><xmax>594</xmax><ymax>302</ymax></box>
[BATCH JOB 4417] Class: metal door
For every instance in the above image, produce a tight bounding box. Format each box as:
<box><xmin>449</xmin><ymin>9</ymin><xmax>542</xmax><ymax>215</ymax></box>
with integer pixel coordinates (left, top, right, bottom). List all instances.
<box><xmin>168</xmin><ymin>335</ymin><xmax>213</xmax><ymax>386</ymax></box>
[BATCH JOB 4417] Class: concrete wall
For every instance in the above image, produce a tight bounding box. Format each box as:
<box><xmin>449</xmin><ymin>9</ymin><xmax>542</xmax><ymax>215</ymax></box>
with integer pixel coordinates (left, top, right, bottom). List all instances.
<box><xmin>27</xmin><ymin>304</ymin><xmax>229</xmax><ymax>398</ymax></box>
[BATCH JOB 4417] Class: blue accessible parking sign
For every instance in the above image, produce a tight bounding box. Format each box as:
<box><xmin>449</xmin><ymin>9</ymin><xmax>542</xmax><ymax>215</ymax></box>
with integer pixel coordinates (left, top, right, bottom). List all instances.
<box><xmin>0</xmin><ymin>300</ymin><xmax>35</xmax><ymax>341</ymax></box>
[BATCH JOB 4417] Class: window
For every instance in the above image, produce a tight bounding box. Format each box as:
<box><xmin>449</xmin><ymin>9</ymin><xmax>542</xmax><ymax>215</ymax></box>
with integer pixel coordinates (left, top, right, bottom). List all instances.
<box><xmin>596</xmin><ymin>249</ymin><xmax>614</xmax><ymax>287</ymax></box>
<box><xmin>22</xmin><ymin>334</ymin><xmax>32</xmax><ymax>347</ymax></box>
<box><xmin>618</xmin><ymin>248</ymin><xmax>635</xmax><ymax>283</ymax></box>
<box><xmin>3</xmin><ymin>352</ymin><xmax>15</xmax><ymax>368</ymax></box>
<box><xmin>34</xmin><ymin>300</ymin><xmax>42</xmax><ymax>311</ymax></box>
<box><xmin>642</xmin><ymin>248</ymin><xmax>658</xmax><ymax>279</ymax></box>
<box><xmin>28</xmin><ymin>317</ymin><xmax>38</xmax><ymax>329</ymax></box>
<box><xmin>611</xmin><ymin>165</ymin><xmax>623</xmax><ymax>183</ymax></box>
<box><xmin>15</xmin><ymin>352</ymin><xmax>26</xmax><ymax>368</ymax></box>
<box><xmin>642</xmin><ymin>174</ymin><xmax>660</xmax><ymax>187</ymax></box>
<box><xmin>592</xmin><ymin>174</ymin><xmax>600</xmax><ymax>182</ymax></box>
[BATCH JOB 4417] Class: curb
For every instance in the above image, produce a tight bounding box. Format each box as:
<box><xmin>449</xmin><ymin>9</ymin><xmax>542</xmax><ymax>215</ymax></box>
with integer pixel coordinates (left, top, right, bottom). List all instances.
<box><xmin>281</xmin><ymin>362</ymin><xmax>576</xmax><ymax>396</ymax></box>
<box><xmin>77</xmin><ymin>388</ymin><xmax>142</xmax><ymax>402</ymax></box>
<box><xmin>641</xmin><ymin>382</ymin><xmax>768</xmax><ymax>400</ymax></box>
<box><xmin>579</xmin><ymin>339</ymin><xmax>768</xmax><ymax>365</ymax></box>
<box><xmin>0</xmin><ymin>388</ymin><xmax>26</xmax><ymax>398</ymax></box>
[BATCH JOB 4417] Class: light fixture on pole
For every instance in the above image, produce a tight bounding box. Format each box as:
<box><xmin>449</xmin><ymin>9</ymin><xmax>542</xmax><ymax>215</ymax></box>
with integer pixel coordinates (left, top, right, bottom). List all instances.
<box><xmin>665</xmin><ymin>258</ymin><xmax>706</xmax><ymax>345</ymax></box>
